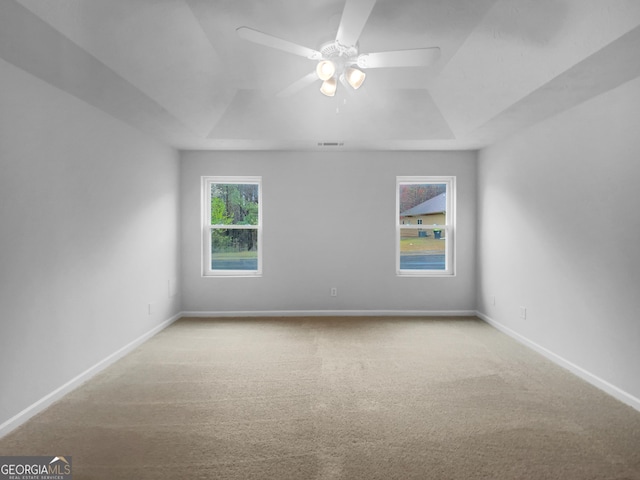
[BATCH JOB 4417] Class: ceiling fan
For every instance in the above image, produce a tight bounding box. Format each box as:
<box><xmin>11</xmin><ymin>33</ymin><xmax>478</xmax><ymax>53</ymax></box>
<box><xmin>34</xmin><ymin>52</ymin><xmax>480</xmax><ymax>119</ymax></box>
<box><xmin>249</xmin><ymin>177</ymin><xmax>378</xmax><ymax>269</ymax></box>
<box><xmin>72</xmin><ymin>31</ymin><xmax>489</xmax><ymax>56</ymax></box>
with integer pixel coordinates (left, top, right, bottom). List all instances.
<box><xmin>237</xmin><ymin>0</ymin><xmax>440</xmax><ymax>97</ymax></box>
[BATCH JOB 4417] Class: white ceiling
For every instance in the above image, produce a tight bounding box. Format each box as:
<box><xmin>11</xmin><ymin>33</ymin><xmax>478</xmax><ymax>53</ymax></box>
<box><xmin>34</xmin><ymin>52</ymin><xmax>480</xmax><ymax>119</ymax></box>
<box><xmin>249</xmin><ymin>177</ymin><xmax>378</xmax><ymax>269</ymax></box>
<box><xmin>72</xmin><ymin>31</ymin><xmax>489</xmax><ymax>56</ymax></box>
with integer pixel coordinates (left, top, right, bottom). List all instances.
<box><xmin>2</xmin><ymin>0</ymin><xmax>640</xmax><ymax>151</ymax></box>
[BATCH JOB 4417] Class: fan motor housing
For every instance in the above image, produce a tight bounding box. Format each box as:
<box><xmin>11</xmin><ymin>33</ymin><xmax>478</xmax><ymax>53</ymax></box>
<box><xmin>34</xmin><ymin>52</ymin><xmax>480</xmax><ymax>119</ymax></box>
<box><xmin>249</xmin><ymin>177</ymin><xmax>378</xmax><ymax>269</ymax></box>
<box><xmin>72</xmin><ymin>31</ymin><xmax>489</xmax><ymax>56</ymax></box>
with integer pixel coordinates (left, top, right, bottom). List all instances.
<box><xmin>320</xmin><ymin>41</ymin><xmax>358</xmax><ymax>61</ymax></box>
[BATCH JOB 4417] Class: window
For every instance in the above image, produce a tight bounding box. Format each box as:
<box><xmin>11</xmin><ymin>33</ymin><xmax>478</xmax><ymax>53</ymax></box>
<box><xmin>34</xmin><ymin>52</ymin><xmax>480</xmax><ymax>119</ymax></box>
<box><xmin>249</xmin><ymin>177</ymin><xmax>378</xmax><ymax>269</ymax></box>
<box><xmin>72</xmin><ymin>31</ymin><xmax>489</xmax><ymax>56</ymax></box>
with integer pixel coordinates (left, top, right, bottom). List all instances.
<box><xmin>397</xmin><ymin>176</ymin><xmax>455</xmax><ymax>276</ymax></box>
<box><xmin>202</xmin><ymin>177</ymin><xmax>262</xmax><ymax>276</ymax></box>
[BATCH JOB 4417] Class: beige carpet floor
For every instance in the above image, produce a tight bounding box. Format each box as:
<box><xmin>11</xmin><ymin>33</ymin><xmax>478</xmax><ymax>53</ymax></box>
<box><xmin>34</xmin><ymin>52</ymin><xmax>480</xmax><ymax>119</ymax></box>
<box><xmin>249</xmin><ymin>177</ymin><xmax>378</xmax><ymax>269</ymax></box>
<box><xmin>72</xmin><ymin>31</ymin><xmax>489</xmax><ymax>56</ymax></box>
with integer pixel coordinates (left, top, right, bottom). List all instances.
<box><xmin>1</xmin><ymin>316</ymin><xmax>639</xmax><ymax>479</ymax></box>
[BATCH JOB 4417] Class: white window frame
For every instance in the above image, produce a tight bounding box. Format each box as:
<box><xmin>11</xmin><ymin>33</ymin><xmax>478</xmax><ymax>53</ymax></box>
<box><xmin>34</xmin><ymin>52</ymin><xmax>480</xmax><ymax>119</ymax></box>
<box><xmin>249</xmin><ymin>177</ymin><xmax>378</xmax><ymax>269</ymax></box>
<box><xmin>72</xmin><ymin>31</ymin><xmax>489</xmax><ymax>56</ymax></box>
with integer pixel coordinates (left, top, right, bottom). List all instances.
<box><xmin>396</xmin><ymin>176</ymin><xmax>456</xmax><ymax>277</ymax></box>
<box><xmin>202</xmin><ymin>176</ymin><xmax>262</xmax><ymax>277</ymax></box>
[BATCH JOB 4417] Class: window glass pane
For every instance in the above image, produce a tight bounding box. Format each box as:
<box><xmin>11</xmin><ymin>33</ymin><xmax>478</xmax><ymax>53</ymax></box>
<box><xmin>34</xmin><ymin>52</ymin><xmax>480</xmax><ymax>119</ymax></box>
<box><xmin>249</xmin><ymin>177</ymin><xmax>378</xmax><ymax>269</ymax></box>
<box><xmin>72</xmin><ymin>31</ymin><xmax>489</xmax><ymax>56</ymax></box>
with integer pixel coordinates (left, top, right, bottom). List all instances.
<box><xmin>211</xmin><ymin>229</ymin><xmax>258</xmax><ymax>271</ymax></box>
<box><xmin>210</xmin><ymin>183</ymin><xmax>259</xmax><ymax>226</ymax></box>
<box><xmin>399</xmin><ymin>228</ymin><xmax>445</xmax><ymax>270</ymax></box>
<box><xmin>398</xmin><ymin>184</ymin><xmax>447</xmax><ymax>223</ymax></box>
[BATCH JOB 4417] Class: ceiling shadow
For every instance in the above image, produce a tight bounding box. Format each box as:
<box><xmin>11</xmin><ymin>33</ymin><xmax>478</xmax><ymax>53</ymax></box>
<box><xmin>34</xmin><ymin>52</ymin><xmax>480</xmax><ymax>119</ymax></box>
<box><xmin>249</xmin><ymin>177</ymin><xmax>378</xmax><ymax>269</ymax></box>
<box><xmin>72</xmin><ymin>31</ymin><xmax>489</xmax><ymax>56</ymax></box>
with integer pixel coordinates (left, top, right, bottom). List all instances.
<box><xmin>481</xmin><ymin>0</ymin><xmax>569</xmax><ymax>46</ymax></box>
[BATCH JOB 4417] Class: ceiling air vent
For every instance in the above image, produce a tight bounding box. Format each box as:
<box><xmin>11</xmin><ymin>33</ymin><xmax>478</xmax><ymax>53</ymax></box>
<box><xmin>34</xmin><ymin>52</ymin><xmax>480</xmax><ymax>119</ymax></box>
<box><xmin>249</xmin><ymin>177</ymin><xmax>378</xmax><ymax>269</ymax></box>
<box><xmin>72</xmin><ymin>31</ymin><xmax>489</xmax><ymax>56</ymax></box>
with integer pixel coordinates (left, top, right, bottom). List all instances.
<box><xmin>317</xmin><ymin>142</ymin><xmax>344</xmax><ymax>147</ymax></box>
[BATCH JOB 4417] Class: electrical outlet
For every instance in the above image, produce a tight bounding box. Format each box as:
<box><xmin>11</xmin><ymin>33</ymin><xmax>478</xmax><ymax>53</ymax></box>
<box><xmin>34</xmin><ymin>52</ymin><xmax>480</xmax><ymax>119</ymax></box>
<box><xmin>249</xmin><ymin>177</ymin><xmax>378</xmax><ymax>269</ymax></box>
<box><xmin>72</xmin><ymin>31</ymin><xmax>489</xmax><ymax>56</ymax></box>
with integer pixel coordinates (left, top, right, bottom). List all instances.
<box><xmin>148</xmin><ymin>303</ymin><xmax>153</xmax><ymax>316</ymax></box>
<box><xmin>519</xmin><ymin>306</ymin><xmax>527</xmax><ymax>319</ymax></box>
<box><xmin>330</xmin><ymin>287</ymin><xmax>338</xmax><ymax>297</ymax></box>
<box><xmin>491</xmin><ymin>295</ymin><xmax>496</xmax><ymax>306</ymax></box>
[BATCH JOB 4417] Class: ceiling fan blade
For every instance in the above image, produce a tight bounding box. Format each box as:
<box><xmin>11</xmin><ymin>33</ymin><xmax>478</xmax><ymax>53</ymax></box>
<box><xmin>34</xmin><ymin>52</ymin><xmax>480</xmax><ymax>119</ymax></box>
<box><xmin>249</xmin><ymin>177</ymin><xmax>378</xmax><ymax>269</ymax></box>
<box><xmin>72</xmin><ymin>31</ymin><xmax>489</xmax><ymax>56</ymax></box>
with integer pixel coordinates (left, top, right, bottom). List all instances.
<box><xmin>336</xmin><ymin>0</ymin><xmax>377</xmax><ymax>47</ymax></box>
<box><xmin>237</xmin><ymin>27</ymin><xmax>322</xmax><ymax>60</ymax></box>
<box><xmin>358</xmin><ymin>47</ymin><xmax>441</xmax><ymax>69</ymax></box>
<box><xmin>277</xmin><ymin>71</ymin><xmax>319</xmax><ymax>97</ymax></box>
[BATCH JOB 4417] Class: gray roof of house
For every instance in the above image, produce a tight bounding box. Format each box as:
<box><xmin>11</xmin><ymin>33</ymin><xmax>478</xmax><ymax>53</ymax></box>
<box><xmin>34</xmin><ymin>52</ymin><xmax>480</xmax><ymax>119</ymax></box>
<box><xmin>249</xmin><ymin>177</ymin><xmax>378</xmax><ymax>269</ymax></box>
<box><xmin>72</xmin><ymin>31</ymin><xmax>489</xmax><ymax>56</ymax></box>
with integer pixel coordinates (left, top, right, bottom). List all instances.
<box><xmin>400</xmin><ymin>192</ymin><xmax>446</xmax><ymax>217</ymax></box>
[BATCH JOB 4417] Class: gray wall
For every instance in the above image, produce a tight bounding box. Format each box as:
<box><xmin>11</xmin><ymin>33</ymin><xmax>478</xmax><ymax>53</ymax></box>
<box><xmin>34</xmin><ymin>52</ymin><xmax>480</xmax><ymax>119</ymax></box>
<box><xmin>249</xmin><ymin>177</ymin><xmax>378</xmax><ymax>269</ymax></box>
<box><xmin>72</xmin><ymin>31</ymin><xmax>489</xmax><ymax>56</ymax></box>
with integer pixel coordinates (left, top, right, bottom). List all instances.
<box><xmin>181</xmin><ymin>151</ymin><xmax>477</xmax><ymax>314</ymax></box>
<box><xmin>0</xmin><ymin>58</ymin><xmax>182</xmax><ymax>428</ymax></box>
<box><xmin>477</xmin><ymin>76</ymin><xmax>640</xmax><ymax>401</ymax></box>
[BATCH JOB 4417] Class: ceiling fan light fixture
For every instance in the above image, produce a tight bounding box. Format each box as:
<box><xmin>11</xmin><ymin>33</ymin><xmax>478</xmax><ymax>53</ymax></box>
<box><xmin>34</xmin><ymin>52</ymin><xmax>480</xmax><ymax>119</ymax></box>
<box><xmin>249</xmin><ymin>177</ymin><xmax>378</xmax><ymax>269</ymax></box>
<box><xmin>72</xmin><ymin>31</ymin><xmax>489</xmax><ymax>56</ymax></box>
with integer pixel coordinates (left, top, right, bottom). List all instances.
<box><xmin>345</xmin><ymin>67</ymin><xmax>366</xmax><ymax>89</ymax></box>
<box><xmin>237</xmin><ymin>0</ymin><xmax>441</xmax><ymax>99</ymax></box>
<box><xmin>320</xmin><ymin>77</ymin><xmax>337</xmax><ymax>97</ymax></box>
<box><xmin>316</xmin><ymin>60</ymin><xmax>336</xmax><ymax>81</ymax></box>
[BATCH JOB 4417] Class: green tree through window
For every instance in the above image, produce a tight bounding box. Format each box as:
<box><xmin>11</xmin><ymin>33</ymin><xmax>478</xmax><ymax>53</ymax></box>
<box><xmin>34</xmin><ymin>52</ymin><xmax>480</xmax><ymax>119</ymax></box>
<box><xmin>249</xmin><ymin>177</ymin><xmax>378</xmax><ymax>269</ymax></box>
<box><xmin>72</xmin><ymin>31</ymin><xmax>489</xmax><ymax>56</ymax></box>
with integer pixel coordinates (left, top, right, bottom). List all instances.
<box><xmin>203</xmin><ymin>178</ymin><xmax>262</xmax><ymax>276</ymax></box>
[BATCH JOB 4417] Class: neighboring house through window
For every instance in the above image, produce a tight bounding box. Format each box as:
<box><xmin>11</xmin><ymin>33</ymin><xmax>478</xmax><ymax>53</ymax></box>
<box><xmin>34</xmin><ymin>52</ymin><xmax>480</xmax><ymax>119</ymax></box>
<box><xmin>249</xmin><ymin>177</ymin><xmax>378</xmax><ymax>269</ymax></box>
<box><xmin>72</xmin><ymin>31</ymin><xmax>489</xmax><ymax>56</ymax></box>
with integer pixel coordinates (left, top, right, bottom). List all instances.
<box><xmin>202</xmin><ymin>176</ymin><xmax>262</xmax><ymax>276</ymax></box>
<box><xmin>397</xmin><ymin>176</ymin><xmax>455</xmax><ymax>276</ymax></box>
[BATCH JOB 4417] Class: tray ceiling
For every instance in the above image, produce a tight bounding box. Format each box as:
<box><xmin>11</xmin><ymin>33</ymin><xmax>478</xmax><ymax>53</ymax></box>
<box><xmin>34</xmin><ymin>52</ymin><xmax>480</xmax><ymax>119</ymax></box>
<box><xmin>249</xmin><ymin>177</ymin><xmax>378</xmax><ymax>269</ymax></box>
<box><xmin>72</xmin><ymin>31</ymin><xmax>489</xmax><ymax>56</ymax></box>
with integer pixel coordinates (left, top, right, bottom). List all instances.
<box><xmin>2</xmin><ymin>0</ymin><xmax>640</xmax><ymax>150</ymax></box>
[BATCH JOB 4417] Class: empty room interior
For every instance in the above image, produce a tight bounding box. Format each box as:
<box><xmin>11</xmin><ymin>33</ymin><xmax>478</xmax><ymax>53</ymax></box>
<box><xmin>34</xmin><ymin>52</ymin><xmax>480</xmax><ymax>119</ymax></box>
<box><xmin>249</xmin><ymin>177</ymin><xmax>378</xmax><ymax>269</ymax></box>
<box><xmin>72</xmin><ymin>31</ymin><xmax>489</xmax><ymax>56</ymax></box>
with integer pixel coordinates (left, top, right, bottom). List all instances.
<box><xmin>1</xmin><ymin>0</ymin><xmax>640</xmax><ymax>478</ymax></box>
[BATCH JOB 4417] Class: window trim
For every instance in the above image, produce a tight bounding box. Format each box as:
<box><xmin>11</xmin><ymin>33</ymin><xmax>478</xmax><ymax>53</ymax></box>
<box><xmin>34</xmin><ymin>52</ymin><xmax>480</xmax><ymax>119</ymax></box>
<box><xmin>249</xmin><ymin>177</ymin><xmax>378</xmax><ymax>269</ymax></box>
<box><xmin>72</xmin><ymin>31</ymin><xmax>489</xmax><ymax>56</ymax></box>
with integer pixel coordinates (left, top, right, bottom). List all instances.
<box><xmin>396</xmin><ymin>176</ymin><xmax>456</xmax><ymax>277</ymax></box>
<box><xmin>201</xmin><ymin>176</ymin><xmax>262</xmax><ymax>277</ymax></box>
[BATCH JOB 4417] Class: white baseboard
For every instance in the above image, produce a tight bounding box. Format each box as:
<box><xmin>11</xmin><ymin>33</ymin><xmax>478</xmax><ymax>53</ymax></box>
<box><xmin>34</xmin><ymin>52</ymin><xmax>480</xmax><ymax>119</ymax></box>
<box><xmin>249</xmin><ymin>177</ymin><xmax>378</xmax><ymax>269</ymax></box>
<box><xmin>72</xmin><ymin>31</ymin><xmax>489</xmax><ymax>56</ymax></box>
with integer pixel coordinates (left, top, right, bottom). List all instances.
<box><xmin>476</xmin><ymin>311</ymin><xmax>640</xmax><ymax>413</ymax></box>
<box><xmin>181</xmin><ymin>309</ymin><xmax>477</xmax><ymax>318</ymax></box>
<box><xmin>0</xmin><ymin>312</ymin><xmax>182</xmax><ymax>439</ymax></box>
